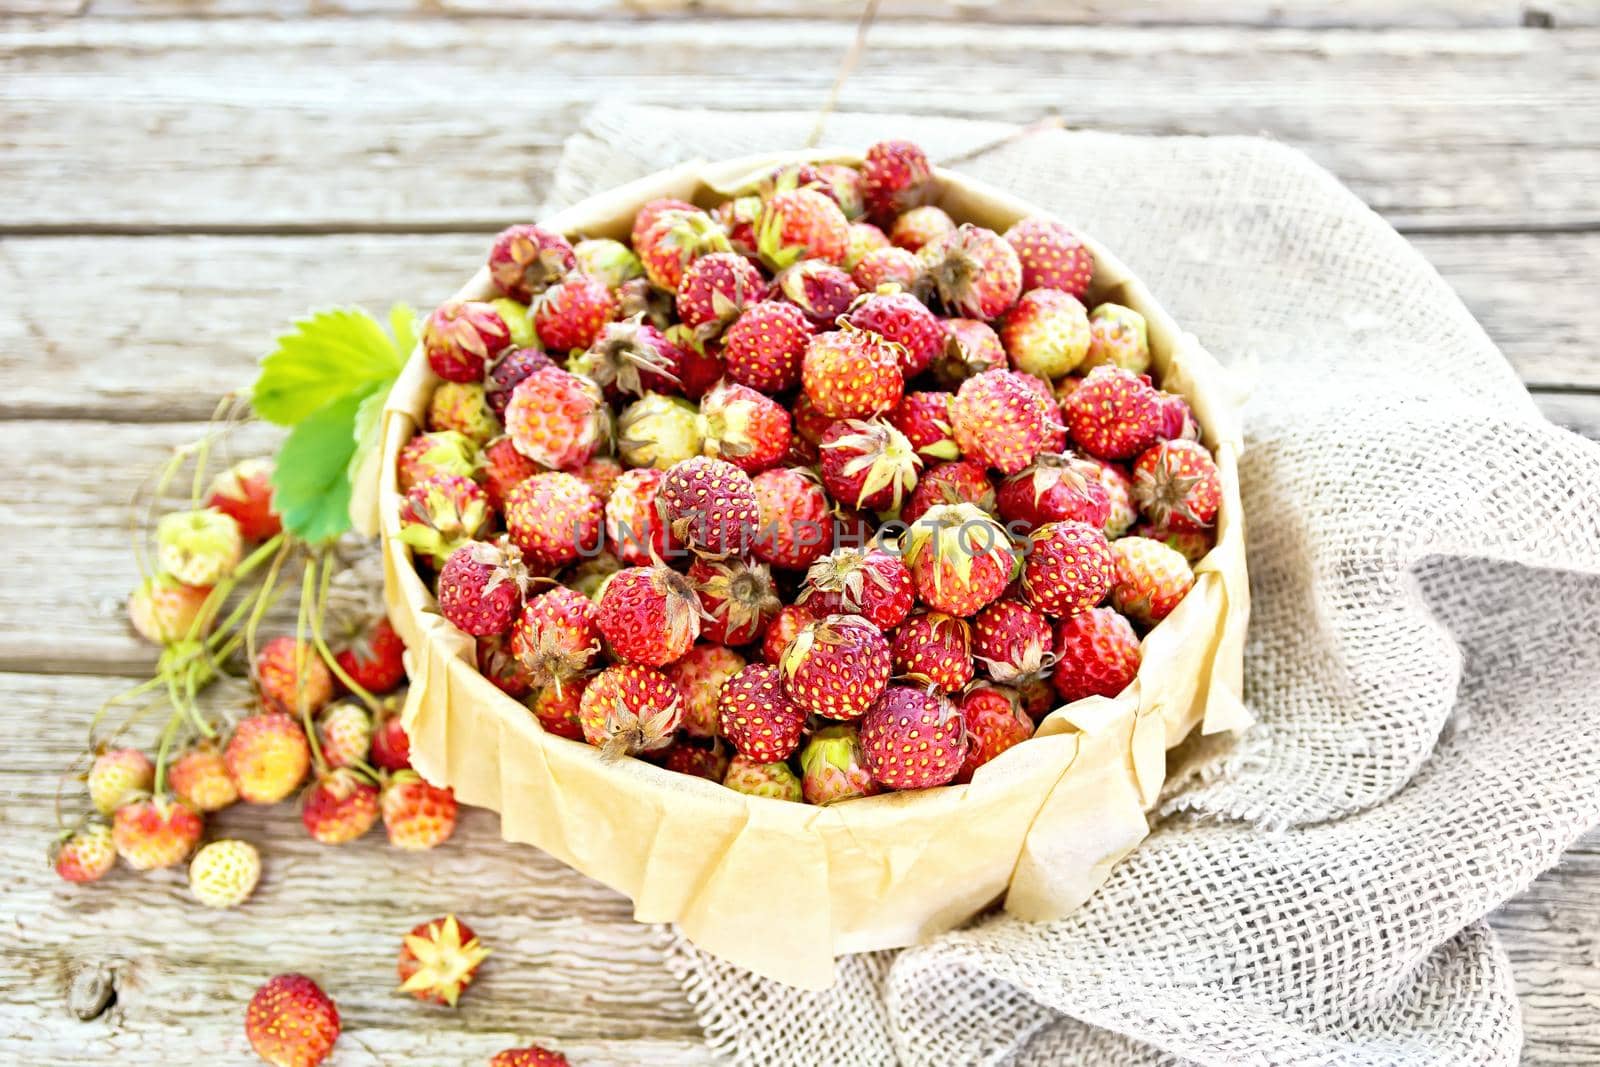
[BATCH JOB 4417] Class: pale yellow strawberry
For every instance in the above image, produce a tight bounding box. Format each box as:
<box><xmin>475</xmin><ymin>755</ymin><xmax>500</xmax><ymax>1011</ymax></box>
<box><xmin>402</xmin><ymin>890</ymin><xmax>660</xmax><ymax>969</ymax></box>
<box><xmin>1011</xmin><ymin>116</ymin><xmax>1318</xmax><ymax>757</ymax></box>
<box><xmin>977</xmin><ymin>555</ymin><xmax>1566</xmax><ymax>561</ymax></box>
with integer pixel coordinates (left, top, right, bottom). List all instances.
<box><xmin>188</xmin><ymin>839</ymin><xmax>261</xmax><ymax>909</ymax></box>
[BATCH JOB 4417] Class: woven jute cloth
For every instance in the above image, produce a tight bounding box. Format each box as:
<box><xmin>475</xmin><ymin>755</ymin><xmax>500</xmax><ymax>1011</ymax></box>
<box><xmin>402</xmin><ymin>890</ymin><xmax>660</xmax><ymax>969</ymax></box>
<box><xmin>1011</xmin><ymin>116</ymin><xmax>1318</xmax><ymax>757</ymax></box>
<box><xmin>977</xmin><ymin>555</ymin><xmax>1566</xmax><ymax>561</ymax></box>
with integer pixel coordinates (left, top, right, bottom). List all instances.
<box><xmin>548</xmin><ymin>105</ymin><xmax>1600</xmax><ymax>1065</ymax></box>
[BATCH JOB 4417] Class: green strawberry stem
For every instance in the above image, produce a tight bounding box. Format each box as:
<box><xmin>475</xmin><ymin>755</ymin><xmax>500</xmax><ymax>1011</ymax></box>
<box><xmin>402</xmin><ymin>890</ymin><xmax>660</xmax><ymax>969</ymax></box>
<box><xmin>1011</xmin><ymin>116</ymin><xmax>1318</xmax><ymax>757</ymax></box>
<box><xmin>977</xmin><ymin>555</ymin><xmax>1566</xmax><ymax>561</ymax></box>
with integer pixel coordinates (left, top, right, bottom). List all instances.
<box><xmin>242</xmin><ymin>538</ymin><xmax>294</xmax><ymax>672</ymax></box>
<box><xmin>297</xmin><ymin>556</ymin><xmax>327</xmax><ymax>774</ymax></box>
<box><xmin>152</xmin><ymin>704</ymin><xmax>184</xmax><ymax>796</ymax></box>
<box><xmin>88</xmin><ymin>675</ymin><xmax>166</xmax><ymax>747</ymax></box>
<box><xmin>308</xmin><ymin>547</ymin><xmax>382</xmax><ymax>715</ymax></box>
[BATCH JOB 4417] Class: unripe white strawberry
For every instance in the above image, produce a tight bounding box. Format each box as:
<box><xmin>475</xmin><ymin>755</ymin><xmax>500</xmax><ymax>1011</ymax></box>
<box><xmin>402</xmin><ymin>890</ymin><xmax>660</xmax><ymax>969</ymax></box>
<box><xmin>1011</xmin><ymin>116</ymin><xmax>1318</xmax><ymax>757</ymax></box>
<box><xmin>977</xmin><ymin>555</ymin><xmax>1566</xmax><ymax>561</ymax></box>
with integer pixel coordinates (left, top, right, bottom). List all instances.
<box><xmin>189</xmin><ymin>839</ymin><xmax>262</xmax><ymax>909</ymax></box>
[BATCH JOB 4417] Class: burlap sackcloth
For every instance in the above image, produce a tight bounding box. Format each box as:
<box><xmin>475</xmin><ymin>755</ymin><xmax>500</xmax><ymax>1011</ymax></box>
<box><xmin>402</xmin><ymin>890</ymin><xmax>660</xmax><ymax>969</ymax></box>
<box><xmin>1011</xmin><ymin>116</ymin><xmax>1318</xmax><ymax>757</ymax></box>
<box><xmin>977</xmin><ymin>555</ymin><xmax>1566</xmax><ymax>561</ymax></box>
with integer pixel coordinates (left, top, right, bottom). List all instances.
<box><xmin>540</xmin><ymin>105</ymin><xmax>1600</xmax><ymax>1066</ymax></box>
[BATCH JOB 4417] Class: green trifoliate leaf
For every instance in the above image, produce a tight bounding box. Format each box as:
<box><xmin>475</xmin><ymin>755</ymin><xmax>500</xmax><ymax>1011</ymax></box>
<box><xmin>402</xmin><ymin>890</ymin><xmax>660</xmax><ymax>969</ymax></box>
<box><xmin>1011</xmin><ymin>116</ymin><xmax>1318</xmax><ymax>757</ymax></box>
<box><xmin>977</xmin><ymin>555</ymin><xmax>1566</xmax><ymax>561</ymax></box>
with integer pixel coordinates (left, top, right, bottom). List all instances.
<box><xmin>252</xmin><ymin>307</ymin><xmax>407</xmax><ymax>426</ymax></box>
<box><xmin>271</xmin><ymin>390</ymin><xmax>374</xmax><ymax>544</ymax></box>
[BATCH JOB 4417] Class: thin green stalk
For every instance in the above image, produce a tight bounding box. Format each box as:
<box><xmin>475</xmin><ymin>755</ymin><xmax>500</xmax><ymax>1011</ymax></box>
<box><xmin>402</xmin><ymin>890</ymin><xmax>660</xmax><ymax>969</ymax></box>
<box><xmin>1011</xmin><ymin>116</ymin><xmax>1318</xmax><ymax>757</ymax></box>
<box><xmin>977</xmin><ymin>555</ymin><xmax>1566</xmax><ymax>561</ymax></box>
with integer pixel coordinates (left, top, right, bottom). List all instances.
<box><xmin>297</xmin><ymin>556</ymin><xmax>327</xmax><ymax>773</ymax></box>
<box><xmin>244</xmin><ymin>541</ymin><xmax>293</xmax><ymax>679</ymax></box>
<box><xmin>152</xmin><ymin>708</ymin><xmax>184</xmax><ymax>796</ymax></box>
<box><xmin>310</xmin><ymin>548</ymin><xmax>381</xmax><ymax>714</ymax></box>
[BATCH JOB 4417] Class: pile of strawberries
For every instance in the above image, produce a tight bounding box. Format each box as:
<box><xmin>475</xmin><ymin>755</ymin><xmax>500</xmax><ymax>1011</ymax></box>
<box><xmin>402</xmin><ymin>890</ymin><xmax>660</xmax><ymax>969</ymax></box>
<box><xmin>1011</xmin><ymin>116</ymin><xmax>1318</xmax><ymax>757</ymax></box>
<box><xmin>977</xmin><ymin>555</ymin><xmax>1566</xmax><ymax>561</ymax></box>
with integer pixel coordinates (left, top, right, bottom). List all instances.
<box><xmin>401</xmin><ymin>138</ymin><xmax>1220</xmax><ymax>803</ymax></box>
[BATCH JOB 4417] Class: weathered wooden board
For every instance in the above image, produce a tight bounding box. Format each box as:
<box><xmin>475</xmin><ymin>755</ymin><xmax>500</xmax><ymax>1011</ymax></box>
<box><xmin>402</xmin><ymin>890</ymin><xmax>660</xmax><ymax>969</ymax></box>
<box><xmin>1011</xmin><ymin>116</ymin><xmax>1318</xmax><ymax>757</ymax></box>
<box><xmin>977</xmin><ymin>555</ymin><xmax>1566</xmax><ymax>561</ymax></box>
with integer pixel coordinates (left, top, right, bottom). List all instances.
<box><xmin>3</xmin><ymin>20</ymin><xmax>1598</xmax><ymax>230</ymax></box>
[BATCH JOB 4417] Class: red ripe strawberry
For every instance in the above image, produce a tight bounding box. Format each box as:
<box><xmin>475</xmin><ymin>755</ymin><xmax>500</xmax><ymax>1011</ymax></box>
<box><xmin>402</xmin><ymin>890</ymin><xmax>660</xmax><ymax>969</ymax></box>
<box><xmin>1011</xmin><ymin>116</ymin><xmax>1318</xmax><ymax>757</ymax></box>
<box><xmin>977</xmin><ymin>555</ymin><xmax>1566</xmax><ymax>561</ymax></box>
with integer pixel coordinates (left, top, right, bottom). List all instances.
<box><xmin>891</xmin><ymin>611</ymin><xmax>974</xmax><ymax>691</ymax></box>
<box><xmin>396</xmin><ymin>431</ymin><xmax>478</xmax><ymax>494</ymax></box>
<box><xmin>504</xmin><ymin>471</ymin><xmax>603</xmax><ymax>572</ymax></box>
<box><xmin>997</xmin><ymin>452</ymin><xmax>1112</xmax><ymax>532</ymax></box>
<box><xmin>818</xmin><ymin>418</ymin><xmax>922</xmax><ymax>513</ymax></box>
<box><xmin>722</xmin><ymin>300</ymin><xmax>812</xmax><ymax>393</ymax></box>
<box><xmin>719</xmin><ymin>663</ymin><xmax>807</xmax><ymax>761</ymax></box>
<box><xmin>437</xmin><ymin>539</ymin><xmax>529</xmax><ymax>636</ymax></box>
<box><xmin>578</xmin><ymin>663</ymin><xmax>684</xmax><ymax>757</ymax></box>
<box><xmin>844</xmin><ymin>290</ymin><xmax>943</xmax><ymax>376</ymax></box>
<box><xmin>798</xmin><ymin>724</ymin><xmax>879</xmax><ymax>804</ymax></box>
<box><xmin>809</xmin><ymin>162</ymin><xmax>867</xmax><ymax>218</ymax></box>
<box><xmin>478</xmin><ymin>632</ymin><xmax>535</xmax><ymax>698</ymax></box>
<box><xmin>1089</xmin><ymin>457</ymin><xmax>1137</xmax><ymax>537</ymax></box>
<box><xmin>381</xmin><ymin>771</ymin><xmax>457</xmax><ymax>850</ymax></box>
<box><xmin>690</xmin><ymin>557</ymin><xmax>781</xmax><ymax>647</ymax></box>
<box><xmin>256</xmin><ymin>635</ymin><xmax>334</xmax><ymax>716</ymax></box>
<box><xmin>661</xmin><ymin>324</ymin><xmax>726</xmax><ymax>400</ymax></box>
<box><xmin>950</xmin><ymin>369</ymin><xmax>1059</xmax><ymax>475</ymax></box>
<box><xmin>492</xmin><ymin>1047</ymin><xmax>570</xmax><ymax>1067</ymax></box>
<box><xmin>656</xmin><ymin>456</ymin><xmax>761</xmax><ymax>559</ymax></box>
<box><xmin>956</xmin><ymin>684</ymin><xmax>1034</xmax><ymax>782</ymax></box>
<box><xmin>489</xmin><ymin>224</ymin><xmax>576</xmax><ymax>303</ymax></box>
<box><xmin>506</xmin><ymin>367</ymin><xmax>608</xmax><ymax>471</ymax></box>
<box><xmin>226</xmin><ymin>712</ymin><xmax>311</xmax><ymax>804</ymax></box>
<box><xmin>918</xmin><ymin>224</ymin><xmax>1021</xmax><ymax>321</ymax></box>
<box><xmin>1109</xmin><ymin>536</ymin><xmax>1195</xmax><ymax>626</ymax></box>
<box><xmin>665</xmin><ymin>643</ymin><xmax>747</xmax><ymax>738</ymax></box>
<box><xmin>677</xmin><ymin>252</ymin><xmax>765</xmax><ymax>339</ymax></box>
<box><xmin>246</xmin><ymin>974</ymin><xmax>340</xmax><ymax>1067</ymax></box>
<box><xmin>1001</xmin><ymin>288</ymin><xmax>1091</xmax><ymax>380</ymax></box>
<box><xmin>712</xmin><ymin>195</ymin><xmax>762</xmax><ymax>257</ymax></box>
<box><xmin>397</xmin><ymin>915</ymin><xmax>490</xmax><ymax>1007</ymax></box>
<box><xmin>758</xmin><ymin>188</ymin><xmax>850</xmax><ymax>270</ymax></box>
<box><xmin>301</xmin><ymin>768</ymin><xmax>380</xmax><ymax>845</ymax></box>
<box><xmin>845</xmin><ymin>221</ymin><xmax>890</xmax><ymax>268</ymax></box>
<box><xmin>533</xmin><ymin>273</ymin><xmax>615</xmax><ymax>353</ymax></box>
<box><xmin>1063</xmin><ymin>366</ymin><xmax>1167</xmax><ymax>461</ymax></box>
<box><xmin>1053</xmin><ymin>606</ymin><xmax>1141</xmax><ymax>701</ymax></box>
<box><xmin>595</xmin><ymin>564</ymin><xmax>703</xmax><ymax>667</ymax></box>
<box><xmin>604</xmin><ymin>467</ymin><xmax>675</xmax><ymax>566</ymax></box>
<box><xmin>972</xmin><ymin>598</ymin><xmax>1054</xmax><ymax>686</ymax></box>
<box><xmin>474</xmin><ymin>438</ymin><xmax>529</xmax><ymax>515</ymax></box>
<box><xmin>527</xmin><ymin>679</ymin><xmax>587</xmax><ymax>741</ymax></box>
<box><xmin>780</xmin><ymin>613</ymin><xmax>892</xmax><ymax>720</ymax></box>
<box><xmin>206</xmin><ymin>458</ymin><xmax>280</xmax><ymax>541</ymax></box>
<box><xmin>632</xmin><ymin>197</ymin><xmax>698</xmax><ymax>247</ymax></box>
<box><xmin>1021</xmin><ymin>521</ymin><xmax>1115</xmax><ymax>618</ymax></box>
<box><xmin>1157</xmin><ymin>391</ymin><xmax>1200</xmax><ymax>442</ymax></box>
<box><xmin>761</xmin><ymin>603</ymin><xmax>816</xmax><ymax>665</ymax></box>
<box><xmin>334</xmin><ymin>616</ymin><xmax>406</xmax><ymax>696</ymax></box>
<box><xmin>773</xmin><ymin>260</ymin><xmax>861</xmax><ymax>329</ymax></box>
<box><xmin>1132</xmin><ymin>438</ymin><xmax>1220</xmax><ymax>532</ymax></box>
<box><xmin>169</xmin><ymin>741</ymin><xmax>238</xmax><ymax>812</ymax></box>
<box><xmin>1004</xmin><ymin>216</ymin><xmax>1094</xmax><ymax>299</ymax></box>
<box><xmin>423</xmin><ymin>301</ymin><xmax>511</xmax><ymax>382</ymax></box>
<box><xmin>792</xmin><ymin>391</ymin><xmax>834</xmax><ymax>449</ymax></box>
<box><xmin>889</xmin><ymin>205</ymin><xmax>956</xmax><ymax>252</ymax></box>
<box><xmin>662</xmin><ymin>740</ymin><xmax>732</xmax><ymax>782</ymax></box>
<box><xmin>54</xmin><ymin>822</ymin><xmax>116</xmax><ymax>884</ymax></box>
<box><xmin>398</xmin><ymin>473</ymin><xmax>493</xmax><ymax>566</ymax></box>
<box><xmin>803</xmin><ymin>328</ymin><xmax>906</xmax><ymax>420</ymax></box>
<box><xmin>485</xmin><ymin>347</ymin><xmax>556</xmax><ymax>419</ymax></box>
<box><xmin>887</xmin><ymin>391</ymin><xmax>960</xmax><ymax>463</ymax></box>
<box><xmin>111</xmin><ymin>794</ymin><xmax>201</xmax><ymax>871</ymax></box>
<box><xmin>852</xmin><ymin>246</ymin><xmax>923</xmax><ymax>292</ymax></box>
<box><xmin>638</xmin><ymin>207</ymin><xmax>731</xmax><ymax>291</ymax></box>
<box><xmin>799</xmin><ymin>547</ymin><xmax>915</xmax><ymax>630</ymax></box>
<box><xmin>932</xmin><ymin>317</ymin><xmax>1009</xmax><ymax>390</ymax></box>
<box><xmin>370</xmin><ymin>705</ymin><xmax>412</xmax><ymax>771</ymax></box>
<box><xmin>1016</xmin><ymin>675</ymin><xmax>1055</xmax><ymax>721</ymax></box>
<box><xmin>903</xmin><ymin>503</ymin><xmax>1015</xmax><ymax>617</ymax></box>
<box><xmin>511</xmin><ymin>585</ymin><xmax>600</xmax><ymax>693</ymax></box>
<box><xmin>573</xmin><ymin>317</ymin><xmax>689</xmax><ymax>399</ymax></box>
<box><xmin>750</xmin><ymin>466</ymin><xmax>832</xmax><ymax>571</ymax></box>
<box><xmin>1083</xmin><ymin>303</ymin><xmax>1150</xmax><ymax>374</ymax></box>
<box><xmin>902</xmin><ymin>459</ymin><xmax>995</xmax><ymax>526</ymax></box>
<box><xmin>862</xmin><ymin>139</ymin><xmax>934</xmax><ymax>224</ymax></box>
<box><xmin>697</xmin><ymin>381</ymin><xmax>790</xmax><ymax>475</ymax></box>
<box><xmin>860</xmin><ymin>684</ymin><xmax>967</xmax><ymax>789</ymax></box>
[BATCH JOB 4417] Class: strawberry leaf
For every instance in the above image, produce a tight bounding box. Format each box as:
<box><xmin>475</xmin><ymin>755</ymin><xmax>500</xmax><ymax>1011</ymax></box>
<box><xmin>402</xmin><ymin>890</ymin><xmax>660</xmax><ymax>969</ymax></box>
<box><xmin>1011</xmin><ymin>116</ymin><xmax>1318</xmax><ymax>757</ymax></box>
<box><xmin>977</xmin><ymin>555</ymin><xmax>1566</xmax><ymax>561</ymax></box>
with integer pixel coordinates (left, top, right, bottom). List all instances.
<box><xmin>271</xmin><ymin>390</ymin><xmax>376</xmax><ymax>544</ymax></box>
<box><xmin>252</xmin><ymin>307</ymin><xmax>406</xmax><ymax>426</ymax></box>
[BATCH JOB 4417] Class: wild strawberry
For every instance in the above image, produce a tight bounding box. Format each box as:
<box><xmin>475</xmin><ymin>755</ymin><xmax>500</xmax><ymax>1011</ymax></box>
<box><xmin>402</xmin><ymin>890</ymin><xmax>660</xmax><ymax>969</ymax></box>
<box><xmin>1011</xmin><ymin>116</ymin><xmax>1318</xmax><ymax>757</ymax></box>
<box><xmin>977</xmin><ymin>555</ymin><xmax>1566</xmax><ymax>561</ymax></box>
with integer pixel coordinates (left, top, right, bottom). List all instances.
<box><xmin>758</xmin><ymin>188</ymin><xmax>850</xmax><ymax>270</ymax></box>
<box><xmin>761</xmin><ymin>603</ymin><xmax>816</xmax><ymax>664</ymax></box>
<box><xmin>722</xmin><ymin>755</ymin><xmax>802</xmax><ymax>801</ymax></box>
<box><xmin>302</xmin><ymin>769</ymin><xmax>381</xmax><ymax>845</ymax></box>
<box><xmin>773</xmin><ymin>259</ymin><xmax>861</xmax><ymax>329</ymax></box>
<box><xmin>889</xmin><ymin>205</ymin><xmax>956</xmax><ymax>252</ymax></box>
<box><xmin>862</xmin><ymin>139</ymin><xmax>934</xmax><ymax>224</ymax></box>
<box><xmin>1133</xmin><ymin>521</ymin><xmax>1212</xmax><ymax>564</ymax></box>
<box><xmin>437</xmin><ymin>539</ymin><xmax>529</xmax><ymax>636</ymax></box>
<box><xmin>1081</xmin><ymin>303</ymin><xmax>1150</xmax><ymax>374</ymax></box>
<box><xmin>488</xmin><ymin>224</ymin><xmax>577</xmax><ymax>303</ymax></box>
<box><xmin>533</xmin><ymin>273</ymin><xmax>615</xmax><ymax>353</ymax></box>
<box><xmin>485</xmin><ymin>347</ymin><xmax>556</xmax><ymax>420</ymax></box>
<box><xmin>956</xmin><ymin>684</ymin><xmax>1034</xmax><ymax>782</ymax></box>
<box><xmin>632</xmin><ymin>197</ymin><xmax>698</xmax><ymax>247</ymax></box>
<box><xmin>578</xmin><ymin>663</ymin><xmax>684</xmax><ymax>757</ymax></box>
<box><xmin>157</xmin><ymin>508</ymin><xmax>242</xmax><ymax>587</ymax></box>
<box><xmin>370</xmin><ymin>707</ymin><xmax>412</xmax><ymax>771</ymax></box>
<box><xmin>918</xmin><ymin>224</ymin><xmax>1021</xmax><ymax>321</ymax></box>
<box><xmin>661</xmin><ymin>324</ymin><xmax>725</xmax><ymax>400</ymax></box>
<box><xmin>796</xmin><ymin>724</ymin><xmax>877</xmax><ymax>805</ymax></box>
<box><xmin>491</xmin><ymin>299</ymin><xmax>537</xmax><ymax>349</ymax></box>
<box><xmin>843</xmin><ymin>290</ymin><xmax>942</xmax><ymax>376</ymax></box>
<box><xmin>1088</xmin><ymin>457</ymin><xmax>1137</xmax><ymax>537</ymax></box>
<box><xmin>1132</xmin><ymin>438</ymin><xmax>1220</xmax><ymax>532</ymax></box>
<box><xmin>316</xmin><ymin>702</ymin><xmax>372</xmax><ymax>770</ymax></box>
<box><xmin>860</xmin><ymin>685</ymin><xmax>967</xmax><ymax>790</ymax></box>
<box><xmin>656</xmin><ymin>456</ymin><xmax>761</xmax><ymax>559</ymax></box>
<box><xmin>792</xmin><ymin>392</ymin><xmax>834</xmax><ymax>451</ymax></box>
<box><xmin>891</xmin><ymin>611</ymin><xmax>974</xmax><ymax>691</ymax></box>
<box><xmin>1063</xmin><ymin>366</ymin><xmax>1167</xmax><ymax>461</ymax></box>
<box><xmin>1158</xmin><ymin>391</ymin><xmax>1201</xmax><ymax>443</ymax></box>
<box><xmin>426</xmin><ymin>381</ymin><xmax>500</xmax><ymax>445</ymax></box>
<box><xmin>381</xmin><ymin>771</ymin><xmax>458</xmax><ymax>850</ymax></box>
<box><xmin>932</xmin><ymin>317</ymin><xmax>1009</xmax><ymax>389</ymax></box>
<box><xmin>572</xmin><ymin>316</ymin><xmax>688</xmax><ymax>398</ymax></box>
<box><xmin>54</xmin><ymin>822</ymin><xmax>116</xmax><ymax>884</ymax></box>
<box><xmin>852</xmin><ymin>246</ymin><xmax>923</xmax><ymax>292</ymax></box>
<box><xmin>721</xmin><ymin>300</ymin><xmax>811</xmax><ymax>394</ymax></box>
<box><xmin>844</xmin><ymin>221</ymin><xmax>890</xmax><ymax>268</ymax></box>
<box><xmin>604</xmin><ymin>468</ymin><xmax>673</xmax><ymax>566</ymax></box>
<box><xmin>332</xmin><ymin>616</ymin><xmax>406</xmax><ymax>696</ymax></box>
<box><xmin>665</xmin><ymin>643</ymin><xmax>747</xmax><ymax>738</ymax></box>
<box><xmin>996</xmin><ymin>452</ymin><xmax>1111</xmax><ymax>532</ymax></box>
<box><xmin>817</xmin><ymin>418</ymin><xmax>922</xmax><ymax>513</ymax></box>
<box><xmin>886</xmin><ymin>391</ymin><xmax>959</xmax><ymax>463</ymax></box>
<box><xmin>89</xmin><ymin>747</ymin><xmax>155</xmax><ymax>815</ymax></box>
<box><xmin>398</xmin><ymin>474</ymin><xmax>493</xmax><ymax>566</ymax></box>
<box><xmin>247</xmin><ymin>974</ymin><xmax>341</xmax><ymax>1067</ymax></box>
<box><xmin>617</xmin><ymin>392</ymin><xmax>704</xmax><ymax>470</ymax></box>
<box><xmin>226</xmin><ymin>712</ymin><xmax>310</xmax><ymax>804</ymax></box>
<box><xmin>188</xmin><ymin>839</ymin><xmax>261</xmax><ymax>909</ymax></box>
<box><xmin>1053</xmin><ymin>606</ymin><xmax>1140</xmax><ymax>701</ymax></box>
<box><xmin>719</xmin><ymin>663</ymin><xmax>807</xmax><ymax>762</ymax></box>
<box><xmin>127</xmin><ymin>573</ymin><xmax>212</xmax><ymax>646</ymax></box>
<box><xmin>748</xmin><ymin>467</ymin><xmax>831</xmax><ymax>571</ymax></box>
<box><xmin>423</xmin><ymin>300</ymin><xmax>512</xmax><ymax>382</ymax></box>
<box><xmin>574</xmin><ymin>236</ymin><xmax>644</xmax><ymax>289</ymax></box>
<box><xmin>112</xmin><ymin>794</ymin><xmax>201</xmax><ymax>871</ymax></box>
<box><xmin>511</xmin><ymin>585</ymin><xmax>600</xmax><ymax>693</ymax></box>
<box><xmin>950</xmin><ymin>369</ymin><xmax>1058</xmax><ymax>475</ymax></box>
<box><xmin>1021</xmin><ymin>521</ymin><xmax>1115</xmax><ymax>618</ymax></box>
<box><xmin>971</xmin><ymin>598</ymin><xmax>1055</xmax><ymax>686</ymax></box>
<box><xmin>1001</xmin><ymin>288</ymin><xmax>1091</xmax><ymax>380</ymax></box>
<box><xmin>780</xmin><ymin>613</ymin><xmax>892</xmax><ymax>720</ymax></box>
<box><xmin>676</xmin><ymin>252</ymin><xmax>765</xmax><ymax>339</ymax></box>
<box><xmin>1109</xmin><ymin>536</ymin><xmax>1195</xmax><ymax>626</ymax></box>
<box><xmin>661</xmin><ymin>740</ymin><xmax>731</xmax><ymax>782</ymax></box>
<box><xmin>206</xmin><ymin>458</ymin><xmax>280</xmax><ymax>541</ymax></box>
<box><xmin>396</xmin><ymin>430</ymin><xmax>479</xmax><ymax>493</ymax></box>
<box><xmin>397</xmin><ymin>915</ymin><xmax>490</xmax><ymax>1007</ymax></box>
<box><xmin>808</xmin><ymin>162</ymin><xmax>867</xmax><ymax>218</ymax></box>
<box><xmin>902</xmin><ymin>459</ymin><xmax>995</xmax><ymax>525</ymax></box>
<box><xmin>505</xmin><ymin>366</ymin><xmax>608</xmax><ymax>471</ymax></box>
<box><xmin>491</xmin><ymin>1046</ymin><xmax>571</xmax><ymax>1067</ymax></box>
<box><xmin>903</xmin><ymin>503</ymin><xmax>1015</xmax><ymax>617</ymax></box>
<box><xmin>799</xmin><ymin>548</ymin><xmax>914</xmax><ymax>630</ymax></box>
<box><xmin>690</xmin><ymin>557</ymin><xmax>781</xmax><ymax>647</ymax></box>
<box><xmin>256</xmin><ymin>635</ymin><xmax>335</xmax><ymax>716</ymax></box>
<box><xmin>527</xmin><ymin>679</ymin><xmax>587</xmax><ymax>741</ymax></box>
<box><xmin>477</xmin><ymin>633</ymin><xmax>535</xmax><ymax>699</ymax></box>
<box><xmin>595</xmin><ymin>563</ymin><xmax>702</xmax><ymax>667</ymax></box>
<box><xmin>504</xmin><ymin>471</ymin><xmax>603</xmax><ymax>573</ymax></box>
<box><xmin>169</xmin><ymin>741</ymin><xmax>238</xmax><ymax>812</ymax></box>
<box><xmin>697</xmin><ymin>381</ymin><xmax>790</xmax><ymax>475</ymax></box>
<box><xmin>711</xmin><ymin>193</ymin><xmax>763</xmax><ymax>257</ymax></box>
<box><xmin>638</xmin><ymin>207</ymin><xmax>731</xmax><ymax>291</ymax></box>
<box><xmin>1004</xmin><ymin>217</ymin><xmax>1094</xmax><ymax>298</ymax></box>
